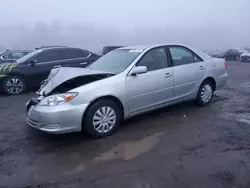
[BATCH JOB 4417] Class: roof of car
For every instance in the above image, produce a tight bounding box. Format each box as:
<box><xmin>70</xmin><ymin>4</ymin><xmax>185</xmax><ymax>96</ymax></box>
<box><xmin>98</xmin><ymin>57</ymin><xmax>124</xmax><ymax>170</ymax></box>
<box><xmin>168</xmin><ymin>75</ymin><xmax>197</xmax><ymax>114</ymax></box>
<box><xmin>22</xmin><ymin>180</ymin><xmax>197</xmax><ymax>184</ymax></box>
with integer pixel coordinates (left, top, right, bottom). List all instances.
<box><xmin>119</xmin><ymin>45</ymin><xmax>152</xmax><ymax>50</ymax></box>
<box><xmin>118</xmin><ymin>43</ymin><xmax>192</xmax><ymax>51</ymax></box>
<box><xmin>35</xmin><ymin>46</ymin><xmax>68</xmax><ymax>50</ymax></box>
<box><xmin>0</xmin><ymin>49</ymin><xmax>32</xmax><ymax>55</ymax></box>
<box><xmin>3</xmin><ymin>49</ymin><xmax>32</xmax><ymax>52</ymax></box>
<box><xmin>118</xmin><ymin>43</ymin><xmax>213</xmax><ymax>61</ymax></box>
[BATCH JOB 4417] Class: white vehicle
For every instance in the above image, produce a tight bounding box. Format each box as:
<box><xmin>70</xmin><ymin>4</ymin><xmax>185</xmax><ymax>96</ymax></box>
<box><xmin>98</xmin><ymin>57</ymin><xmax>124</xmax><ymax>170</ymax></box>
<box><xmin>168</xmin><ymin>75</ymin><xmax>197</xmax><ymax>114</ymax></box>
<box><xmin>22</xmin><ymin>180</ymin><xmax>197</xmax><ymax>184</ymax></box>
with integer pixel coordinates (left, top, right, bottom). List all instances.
<box><xmin>25</xmin><ymin>44</ymin><xmax>228</xmax><ymax>138</ymax></box>
<box><xmin>240</xmin><ymin>52</ymin><xmax>250</xmax><ymax>62</ymax></box>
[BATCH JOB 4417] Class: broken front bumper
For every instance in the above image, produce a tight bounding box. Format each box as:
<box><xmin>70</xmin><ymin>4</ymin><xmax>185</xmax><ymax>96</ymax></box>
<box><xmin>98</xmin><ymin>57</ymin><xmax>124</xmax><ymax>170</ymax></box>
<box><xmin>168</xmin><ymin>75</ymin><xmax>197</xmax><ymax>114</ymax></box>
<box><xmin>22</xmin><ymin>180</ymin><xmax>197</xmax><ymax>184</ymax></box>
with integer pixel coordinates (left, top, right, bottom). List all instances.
<box><xmin>25</xmin><ymin>98</ymin><xmax>89</xmax><ymax>134</ymax></box>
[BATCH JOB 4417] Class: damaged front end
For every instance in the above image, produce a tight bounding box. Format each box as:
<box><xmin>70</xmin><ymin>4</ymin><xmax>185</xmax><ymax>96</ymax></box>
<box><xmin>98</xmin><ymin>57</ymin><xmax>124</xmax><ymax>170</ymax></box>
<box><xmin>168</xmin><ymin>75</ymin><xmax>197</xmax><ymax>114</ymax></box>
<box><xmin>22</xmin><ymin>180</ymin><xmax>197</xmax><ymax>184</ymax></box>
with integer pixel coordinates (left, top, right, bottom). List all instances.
<box><xmin>36</xmin><ymin>67</ymin><xmax>115</xmax><ymax>100</ymax></box>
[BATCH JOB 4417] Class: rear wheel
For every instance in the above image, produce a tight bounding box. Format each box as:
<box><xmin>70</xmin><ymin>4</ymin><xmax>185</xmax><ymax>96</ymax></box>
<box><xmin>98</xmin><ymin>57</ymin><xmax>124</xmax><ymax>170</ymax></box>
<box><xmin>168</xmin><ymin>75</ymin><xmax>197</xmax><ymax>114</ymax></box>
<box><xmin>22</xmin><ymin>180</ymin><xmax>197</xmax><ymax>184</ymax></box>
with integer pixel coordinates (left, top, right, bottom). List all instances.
<box><xmin>195</xmin><ymin>80</ymin><xmax>214</xmax><ymax>106</ymax></box>
<box><xmin>82</xmin><ymin>99</ymin><xmax>122</xmax><ymax>138</ymax></box>
<box><xmin>3</xmin><ymin>76</ymin><xmax>26</xmax><ymax>95</ymax></box>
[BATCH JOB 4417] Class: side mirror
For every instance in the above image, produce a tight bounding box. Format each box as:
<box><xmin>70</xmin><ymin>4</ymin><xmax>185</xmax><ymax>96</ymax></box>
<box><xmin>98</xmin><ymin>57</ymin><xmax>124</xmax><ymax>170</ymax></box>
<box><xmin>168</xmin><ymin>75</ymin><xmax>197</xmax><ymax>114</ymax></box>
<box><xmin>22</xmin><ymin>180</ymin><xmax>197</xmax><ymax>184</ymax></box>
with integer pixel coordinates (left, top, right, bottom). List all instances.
<box><xmin>130</xmin><ymin>66</ymin><xmax>147</xmax><ymax>75</ymax></box>
<box><xmin>28</xmin><ymin>59</ymin><xmax>38</xmax><ymax>66</ymax></box>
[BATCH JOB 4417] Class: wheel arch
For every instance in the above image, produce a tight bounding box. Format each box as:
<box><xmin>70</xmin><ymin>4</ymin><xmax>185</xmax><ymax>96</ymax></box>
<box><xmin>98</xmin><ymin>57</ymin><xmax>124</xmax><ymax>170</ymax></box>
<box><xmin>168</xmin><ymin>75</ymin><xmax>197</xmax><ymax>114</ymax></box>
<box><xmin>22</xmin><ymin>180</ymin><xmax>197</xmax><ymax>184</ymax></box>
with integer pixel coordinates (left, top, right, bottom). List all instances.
<box><xmin>202</xmin><ymin>77</ymin><xmax>216</xmax><ymax>91</ymax></box>
<box><xmin>3</xmin><ymin>72</ymin><xmax>27</xmax><ymax>83</ymax></box>
<box><xmin>6</xmin><ymin>72</ymin><xmax>26</xmax><ymax>77</ymax></box>
<box><xmin>82</xmin><ymin>95</ymin><xmax>125</xmax><ymax>126</ymax></box>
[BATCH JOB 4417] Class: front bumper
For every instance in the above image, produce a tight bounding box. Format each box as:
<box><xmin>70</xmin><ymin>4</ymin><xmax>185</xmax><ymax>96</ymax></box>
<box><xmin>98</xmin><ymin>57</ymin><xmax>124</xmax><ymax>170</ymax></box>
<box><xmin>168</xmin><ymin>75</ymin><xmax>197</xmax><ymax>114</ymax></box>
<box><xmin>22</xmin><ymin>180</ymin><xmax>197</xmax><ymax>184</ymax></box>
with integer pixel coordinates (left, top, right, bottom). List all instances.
<box><xmin>25</xmin><ymin>99</ymin><xmax>89</xmax><ymax>134</ymax></box>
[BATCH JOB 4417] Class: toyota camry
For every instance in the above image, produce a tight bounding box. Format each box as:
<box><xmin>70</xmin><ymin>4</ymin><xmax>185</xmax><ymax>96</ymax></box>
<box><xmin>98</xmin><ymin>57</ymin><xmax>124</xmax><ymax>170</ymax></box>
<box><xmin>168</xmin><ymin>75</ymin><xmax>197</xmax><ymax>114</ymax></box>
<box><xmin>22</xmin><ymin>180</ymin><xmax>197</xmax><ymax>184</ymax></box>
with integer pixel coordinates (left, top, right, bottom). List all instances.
<box><xmin>25</xmin><ymin>44</ymin><xmax>228</xmax><ymax>138</ymax></box>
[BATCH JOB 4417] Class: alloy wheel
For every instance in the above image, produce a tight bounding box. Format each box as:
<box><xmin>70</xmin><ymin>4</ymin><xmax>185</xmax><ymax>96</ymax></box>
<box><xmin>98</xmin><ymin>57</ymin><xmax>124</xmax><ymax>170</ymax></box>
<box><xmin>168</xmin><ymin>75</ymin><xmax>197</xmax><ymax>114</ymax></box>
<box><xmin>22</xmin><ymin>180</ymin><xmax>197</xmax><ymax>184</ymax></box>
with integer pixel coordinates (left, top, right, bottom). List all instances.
<box><xmin>92</xmin><ymin>106</ymin><xmax>116</xmax><ymax>133</ymax></box>
<box><xmin>200</xmin><ymin>84</ymin><xmax>213</xmax><ymax>103</ymax></box>
<box><xmin>5</xmin><ymin>78</ymin><xmax>24</xmax><ymax>94</ymax></box>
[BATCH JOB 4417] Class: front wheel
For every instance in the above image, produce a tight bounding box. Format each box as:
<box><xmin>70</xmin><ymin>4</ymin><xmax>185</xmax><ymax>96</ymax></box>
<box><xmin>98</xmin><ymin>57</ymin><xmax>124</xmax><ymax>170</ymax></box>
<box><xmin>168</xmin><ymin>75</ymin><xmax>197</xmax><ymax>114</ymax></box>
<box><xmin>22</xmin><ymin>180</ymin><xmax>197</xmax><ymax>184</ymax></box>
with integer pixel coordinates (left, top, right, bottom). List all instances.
<box><xmin>82</xmin><ymin>99</ymin><xmax>122</xmax><ymax>138</ymax></box>
<box><xmin>195</xmin><ymin>80</ymin><xmax>214</xmax><ymax>106</ymax></box>
<box><xmin>3</xmin><ymin>76</ymin><xmax>26</xmax><ymax>95</ymax></box>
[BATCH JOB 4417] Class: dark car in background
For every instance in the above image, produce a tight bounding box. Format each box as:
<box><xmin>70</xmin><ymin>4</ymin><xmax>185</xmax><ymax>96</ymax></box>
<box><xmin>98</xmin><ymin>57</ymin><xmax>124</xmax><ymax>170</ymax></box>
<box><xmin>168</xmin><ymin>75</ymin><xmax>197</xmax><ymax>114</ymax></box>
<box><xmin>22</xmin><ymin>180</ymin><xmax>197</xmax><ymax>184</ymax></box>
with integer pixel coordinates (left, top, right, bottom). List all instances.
<box><xmin>206</xmin><ymin>49</ymin><xmax>226</xmax><ymax>59</ymax></box>
<box><xmin>210</xmin><ymin>52</ymin><xmax>225</xmax><ymax>58</ymax></box>
<box><xmin>0</xmin><ymin>46</ymin><xmax>100</xmax><ymax>95</ymax></box>
<box><xmin>0</xmin><ymin>50</ymin><xmax>32</xmax><ymax>64</ymax></box>
<box><xmin>223</xmin><ymin>49</ymin><xmax>241</xmax><ymax>61</ymax></box>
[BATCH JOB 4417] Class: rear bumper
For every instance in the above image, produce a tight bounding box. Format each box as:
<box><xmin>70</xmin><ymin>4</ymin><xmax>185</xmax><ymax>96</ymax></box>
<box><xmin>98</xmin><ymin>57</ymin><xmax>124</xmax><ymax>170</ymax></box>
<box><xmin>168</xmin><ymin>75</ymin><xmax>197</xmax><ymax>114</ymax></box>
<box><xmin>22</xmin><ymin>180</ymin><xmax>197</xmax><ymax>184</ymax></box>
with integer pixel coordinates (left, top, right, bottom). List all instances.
<box><xmin>216</xmin><ymin>73</ymin><xmax>228</xmax><ymax>90</ymax></box>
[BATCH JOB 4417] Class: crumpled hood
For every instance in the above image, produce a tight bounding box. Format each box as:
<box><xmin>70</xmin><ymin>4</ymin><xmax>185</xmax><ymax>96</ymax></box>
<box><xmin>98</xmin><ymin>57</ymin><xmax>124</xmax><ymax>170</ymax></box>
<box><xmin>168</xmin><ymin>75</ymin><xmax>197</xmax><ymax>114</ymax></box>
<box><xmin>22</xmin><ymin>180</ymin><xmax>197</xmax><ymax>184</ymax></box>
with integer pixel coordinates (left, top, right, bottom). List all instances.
<box><xmin>41</xmin><ymin>67</ymin><xmax>113</xmax><ymax>95</ymax></box>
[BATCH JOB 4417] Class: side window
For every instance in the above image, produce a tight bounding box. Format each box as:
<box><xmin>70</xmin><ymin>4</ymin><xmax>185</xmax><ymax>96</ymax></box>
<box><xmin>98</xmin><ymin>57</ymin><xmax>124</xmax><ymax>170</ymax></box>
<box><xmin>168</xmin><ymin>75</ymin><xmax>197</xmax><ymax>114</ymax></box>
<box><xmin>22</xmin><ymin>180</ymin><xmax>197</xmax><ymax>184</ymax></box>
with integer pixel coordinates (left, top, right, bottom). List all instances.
<box><xmin>137</xmin><ymin>48</ymin><xmax>168</xmax><ymax>71</ymax></box>
<box><xmin>169</xmin><ymin>47</ymin><xmax>195</xmax><ymax>66</ymax></box>
<box><xmin>2</xmin><ymin>53</ymin><xmax>12</xmax><ymax>60</ymax></box>
<box><xmin>2</xmin><ymin>52</ymin><xmax>28</xmax><ymax>60</ymax></box>
<box><xmin>63</xmin><ymin>49</ymin><xmax>90</xmax><ymax>59</ymax></box>
<box><xmin>11</xmin><ymin>52</ymin><xmax>27</xmax><ymax>59</ymax></box>
<box><xmin>35</xmin><ymin>50</ymin><xmax>64</xmax><ymax>63</ymax></box>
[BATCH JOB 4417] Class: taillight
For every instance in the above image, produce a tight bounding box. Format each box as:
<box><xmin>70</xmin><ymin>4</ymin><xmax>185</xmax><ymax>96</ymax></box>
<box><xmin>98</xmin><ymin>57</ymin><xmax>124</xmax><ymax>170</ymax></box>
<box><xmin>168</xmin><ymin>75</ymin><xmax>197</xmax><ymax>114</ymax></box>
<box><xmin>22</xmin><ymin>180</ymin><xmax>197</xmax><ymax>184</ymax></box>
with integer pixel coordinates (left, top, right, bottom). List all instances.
<box><xmin>224</xmin><ymin>61</ymin><xmax>227</xmax><ymax>69</ymax></box>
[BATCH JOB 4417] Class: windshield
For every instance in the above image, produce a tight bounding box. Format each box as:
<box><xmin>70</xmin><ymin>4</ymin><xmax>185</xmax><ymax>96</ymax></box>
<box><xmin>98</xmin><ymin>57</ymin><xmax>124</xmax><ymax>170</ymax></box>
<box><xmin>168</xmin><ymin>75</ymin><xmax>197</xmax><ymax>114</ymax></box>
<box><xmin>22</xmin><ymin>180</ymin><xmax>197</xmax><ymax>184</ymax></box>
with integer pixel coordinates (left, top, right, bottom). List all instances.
<box><xmin>88</xmin><ymin>49</ymin><xmax>141</xmax><ymax>74</ymax></box>
<box><xmin>15</xmin><ymin>50</ymin><xmax>40</xmax><ymax>64</ymax></box>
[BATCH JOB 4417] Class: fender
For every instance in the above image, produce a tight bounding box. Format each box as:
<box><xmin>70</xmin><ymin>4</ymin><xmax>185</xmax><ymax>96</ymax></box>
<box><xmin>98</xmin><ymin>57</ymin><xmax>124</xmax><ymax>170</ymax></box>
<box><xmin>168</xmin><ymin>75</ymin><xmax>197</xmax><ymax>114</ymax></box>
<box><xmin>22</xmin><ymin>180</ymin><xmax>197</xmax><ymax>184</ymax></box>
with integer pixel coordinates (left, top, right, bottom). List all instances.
<box><xmin>0</xmin><ymin>63</ymin><xmax>17</xmax><ymax>72</ymax></box>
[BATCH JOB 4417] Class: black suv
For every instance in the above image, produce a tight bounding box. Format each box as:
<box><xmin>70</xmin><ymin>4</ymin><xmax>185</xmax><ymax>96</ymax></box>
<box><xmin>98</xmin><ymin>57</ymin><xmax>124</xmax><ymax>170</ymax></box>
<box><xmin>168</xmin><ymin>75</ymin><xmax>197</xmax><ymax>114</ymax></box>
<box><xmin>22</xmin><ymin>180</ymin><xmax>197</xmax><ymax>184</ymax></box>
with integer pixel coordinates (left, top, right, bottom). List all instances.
<box><xmin>0</xmin><ymin>50</ymin><xmax>32</xmax><ymax>64</ymax></box>
<box><xmin>0</xmin><ymin>46</ymin><xmax>100</xmax><ymax>95</ymax></box>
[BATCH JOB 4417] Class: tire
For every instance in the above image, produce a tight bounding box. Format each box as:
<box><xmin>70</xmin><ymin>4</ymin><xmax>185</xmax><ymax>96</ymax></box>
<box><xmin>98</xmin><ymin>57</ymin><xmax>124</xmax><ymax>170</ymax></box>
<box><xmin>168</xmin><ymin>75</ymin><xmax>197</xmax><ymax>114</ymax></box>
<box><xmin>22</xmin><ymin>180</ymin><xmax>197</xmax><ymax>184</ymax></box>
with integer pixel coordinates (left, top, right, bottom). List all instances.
<box><xmin>195</xmin><ymin>80</ymin><xmax>214</xmax><ymax>106</ymax></box>
<box><xmin>3</xmin><ymin>76</ymin><xmax>26</xmax><ymax>95</ymax></box>
<box><xmin>82</xmin><ymin>99</ymin><xmax>122</xmax><ymax>138</ymax></box>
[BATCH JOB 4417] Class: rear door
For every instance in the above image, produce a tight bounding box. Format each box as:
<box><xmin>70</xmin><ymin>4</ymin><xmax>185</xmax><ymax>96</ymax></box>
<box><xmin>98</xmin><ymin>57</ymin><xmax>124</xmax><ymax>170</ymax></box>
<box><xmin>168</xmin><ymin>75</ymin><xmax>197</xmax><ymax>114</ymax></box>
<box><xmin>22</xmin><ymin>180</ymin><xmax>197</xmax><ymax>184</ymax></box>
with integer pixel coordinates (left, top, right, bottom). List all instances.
<box><xmin>167</xmin><ymin>45</ymin><xmax>206</xmax><ymax>100</ymax></box>
<box><xmin>61</xmin><ymin>48</ymin><xmax>98</xmax><ymax>68</ymax></box>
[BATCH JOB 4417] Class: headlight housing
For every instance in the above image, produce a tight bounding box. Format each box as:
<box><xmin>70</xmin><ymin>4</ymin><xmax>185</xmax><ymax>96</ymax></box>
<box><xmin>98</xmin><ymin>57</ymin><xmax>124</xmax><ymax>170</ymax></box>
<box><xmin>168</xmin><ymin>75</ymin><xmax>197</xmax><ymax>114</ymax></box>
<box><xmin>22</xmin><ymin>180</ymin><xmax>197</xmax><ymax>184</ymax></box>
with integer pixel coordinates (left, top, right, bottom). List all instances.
<box><xmin>38</xmin><ymin>92</ymin><xmax>78</xmax><ymax>106</ymax></box>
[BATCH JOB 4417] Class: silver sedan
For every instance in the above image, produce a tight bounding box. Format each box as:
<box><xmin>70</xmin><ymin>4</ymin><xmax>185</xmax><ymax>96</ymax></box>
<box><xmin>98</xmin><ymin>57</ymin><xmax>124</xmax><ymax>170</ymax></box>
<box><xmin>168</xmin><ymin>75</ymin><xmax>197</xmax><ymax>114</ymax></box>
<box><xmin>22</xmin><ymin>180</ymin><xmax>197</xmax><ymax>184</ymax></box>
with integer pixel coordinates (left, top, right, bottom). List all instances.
<box><xmin>25</xmin><ymin>44</ymin><xmax>228</xmax><ymax>138</ymax></box>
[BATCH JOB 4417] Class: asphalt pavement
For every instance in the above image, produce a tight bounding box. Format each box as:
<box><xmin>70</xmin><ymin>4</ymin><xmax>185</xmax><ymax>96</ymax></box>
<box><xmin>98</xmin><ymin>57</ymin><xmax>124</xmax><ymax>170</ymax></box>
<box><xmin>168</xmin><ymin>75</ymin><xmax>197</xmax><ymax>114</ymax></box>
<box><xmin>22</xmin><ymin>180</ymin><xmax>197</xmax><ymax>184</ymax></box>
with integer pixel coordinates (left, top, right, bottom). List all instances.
<box><xmin>1</xmin><ymin>61</ymin><xmax>250</xmax><ymax>188</ymax></box>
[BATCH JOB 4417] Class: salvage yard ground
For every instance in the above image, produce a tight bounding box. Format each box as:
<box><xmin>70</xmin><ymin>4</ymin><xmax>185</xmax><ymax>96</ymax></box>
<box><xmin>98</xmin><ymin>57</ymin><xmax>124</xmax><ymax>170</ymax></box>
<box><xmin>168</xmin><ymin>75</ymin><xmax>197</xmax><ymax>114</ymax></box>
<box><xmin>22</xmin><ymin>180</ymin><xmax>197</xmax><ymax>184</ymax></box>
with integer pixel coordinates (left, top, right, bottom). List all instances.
<box><xmin>1</xmin><ymin>61</ymin><xmax>250</xmax><ymax>188</ymax></box>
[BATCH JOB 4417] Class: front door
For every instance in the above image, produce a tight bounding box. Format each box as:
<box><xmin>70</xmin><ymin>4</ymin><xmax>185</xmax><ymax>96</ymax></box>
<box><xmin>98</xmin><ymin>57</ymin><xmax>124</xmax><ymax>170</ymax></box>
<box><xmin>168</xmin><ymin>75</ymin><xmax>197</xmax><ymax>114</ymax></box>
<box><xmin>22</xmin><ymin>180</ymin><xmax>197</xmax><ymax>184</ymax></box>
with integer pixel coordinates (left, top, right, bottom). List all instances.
<box><xmin>168</xmin><ymin>46</ymin><xmax>206</xmax><ymax>100</ymax></box>
<box><xmin>27</xmin><ymin>49</ymin><xmax>65</xmax><ymax>87</ymax></box>
<box><xmin>126</xmin><ymin>47</ymin><xmax>174</xmax><ymax>115</ymax></box>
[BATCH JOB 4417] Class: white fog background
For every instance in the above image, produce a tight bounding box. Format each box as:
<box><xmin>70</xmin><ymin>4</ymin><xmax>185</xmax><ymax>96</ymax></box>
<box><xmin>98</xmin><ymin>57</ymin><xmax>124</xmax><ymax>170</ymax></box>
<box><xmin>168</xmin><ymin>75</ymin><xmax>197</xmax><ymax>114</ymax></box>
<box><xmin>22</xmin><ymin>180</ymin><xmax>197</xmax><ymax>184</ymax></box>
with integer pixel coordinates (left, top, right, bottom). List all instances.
<box><xmin>0</xmin><ymin>0</ymin><xmax>249</xmax><ymax>54</ymax></box>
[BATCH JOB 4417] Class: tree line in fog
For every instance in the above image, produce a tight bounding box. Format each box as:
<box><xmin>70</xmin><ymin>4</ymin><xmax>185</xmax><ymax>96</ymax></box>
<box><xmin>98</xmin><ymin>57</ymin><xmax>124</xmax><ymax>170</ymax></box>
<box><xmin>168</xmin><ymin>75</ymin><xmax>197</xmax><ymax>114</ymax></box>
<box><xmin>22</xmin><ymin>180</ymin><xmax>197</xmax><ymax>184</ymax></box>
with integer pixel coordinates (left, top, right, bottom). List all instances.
<box><xmin>0</xmin><ymin>21</ymin><xmax>249</xmax><ymax>53</ymax></box>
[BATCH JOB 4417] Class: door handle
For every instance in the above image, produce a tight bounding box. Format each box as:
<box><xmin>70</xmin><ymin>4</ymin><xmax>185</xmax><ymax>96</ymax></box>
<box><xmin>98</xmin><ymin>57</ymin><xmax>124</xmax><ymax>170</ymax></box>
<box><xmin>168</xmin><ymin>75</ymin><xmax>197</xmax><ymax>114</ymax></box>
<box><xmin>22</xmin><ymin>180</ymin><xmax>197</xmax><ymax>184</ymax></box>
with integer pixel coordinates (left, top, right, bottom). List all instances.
<box><xmin>199</xmin><ymin>66</ymin><xmax>205</xmax><ymax>70</ymax></box>
<box><xmin>164</xmin><ymin>73</ymin><xmax>172</xmax><ymax>78</ymax></box>
<box><xmin>80</xmin><ymin>62</ymin><xmax>87</xmax><ymax>65</ymax></box>
<box><xmin>53</xmin><ymin>65</ymin><xmax>61</xmax><ymax>68</ymax></box>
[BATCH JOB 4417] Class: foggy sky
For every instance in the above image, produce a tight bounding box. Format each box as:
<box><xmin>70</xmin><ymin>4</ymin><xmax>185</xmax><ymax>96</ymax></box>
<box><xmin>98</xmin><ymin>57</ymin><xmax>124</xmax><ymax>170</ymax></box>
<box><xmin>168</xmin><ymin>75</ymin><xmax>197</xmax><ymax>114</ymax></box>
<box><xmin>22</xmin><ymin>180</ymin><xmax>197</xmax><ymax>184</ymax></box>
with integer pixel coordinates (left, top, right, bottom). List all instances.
<box><xmin>0</xmin><ymin>0</ymin><xmax>249</xmax><ymax>52</ymax></box>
